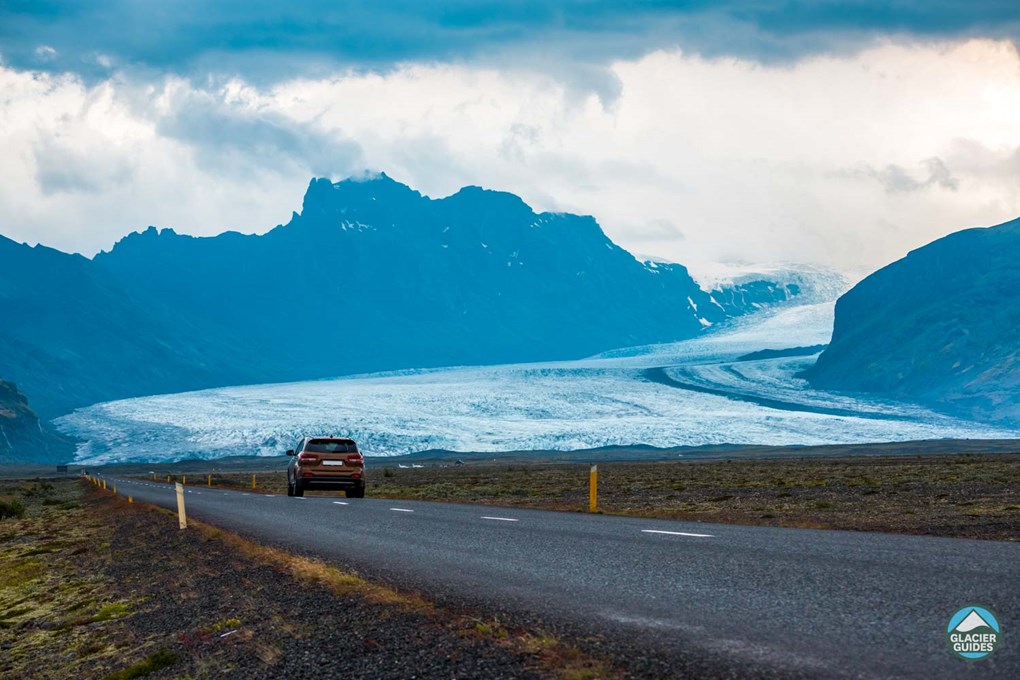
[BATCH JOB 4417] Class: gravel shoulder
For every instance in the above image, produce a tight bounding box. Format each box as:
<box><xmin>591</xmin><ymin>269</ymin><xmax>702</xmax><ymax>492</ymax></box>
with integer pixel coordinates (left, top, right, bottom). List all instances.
<box><xmin>0</xmin><ymin>479</ymin><xmax>612</xmax><ymax>679</ymax></box>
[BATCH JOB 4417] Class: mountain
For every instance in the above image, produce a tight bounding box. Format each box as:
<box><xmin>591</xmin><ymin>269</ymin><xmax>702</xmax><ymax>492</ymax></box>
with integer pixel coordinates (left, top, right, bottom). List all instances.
<box><xmin>0</xmin><ymin>235</ymin><xmax>263</xmax><ymax>420</ymax></box>
<box><xmin>802</xmin><ymin>217</ymin><xmax>1020</xmax><ymax>425</ymax></box>
<box><xmin>1</xmin><ymin>173</ymin><xmax>792</xmax><ymax>430</ymax></box>
<box><xmin>699</xmin><ymin>264</ymin><xmax>850</xmax><ymax>315</ymax></box>
<box><xmin>92</xmin><ymin>175</ymin><xmax>730</xmax><ymax>380</ymax></box>
<box><xmin>0</xmin><ymin>378</ymin><xmax>74</xmax><ymax>462</ymax></box>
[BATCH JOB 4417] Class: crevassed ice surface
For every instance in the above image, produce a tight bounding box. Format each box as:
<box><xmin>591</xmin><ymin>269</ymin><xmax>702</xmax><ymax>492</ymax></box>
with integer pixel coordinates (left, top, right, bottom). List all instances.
<box><xmin>57</xmin><ymin>301</ymin><xmax>1020</xmax><ymax>463</ymax></box>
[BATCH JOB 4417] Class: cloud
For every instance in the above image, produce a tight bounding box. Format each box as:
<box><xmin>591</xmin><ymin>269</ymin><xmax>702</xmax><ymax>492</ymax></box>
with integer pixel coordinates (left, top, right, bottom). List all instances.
<box><xmin>0</xmin><ymin>1</ymin><xmax>1018</xmax><ymax>85</ymax></box>
<box><xmin>34</xmin><ymin>136</ymin><xmax>135</xmax><ymax>194</ymax></box>
<box><xmin>148</xmin><ymin>79</ymin><xmax>362</xmax><ymax>178</ymax></box>
<box><xmin>0</xmin><ymin>68</ymin><xmax>312</xmax><ymax>253</ymax></box>
<box><xmin>0</xmin><ymin>39</ymin><xmax>1018</xmax><ymax>276</ymax></box>
<box><xmin>855</xmin><ymin>157</ymin><xmax>960</xmax><ymax>193</ymax></box>
<box><xmin>33</xmin><ymin>44</ymin><xmax>56</xmax><ymax>61</ymax></box>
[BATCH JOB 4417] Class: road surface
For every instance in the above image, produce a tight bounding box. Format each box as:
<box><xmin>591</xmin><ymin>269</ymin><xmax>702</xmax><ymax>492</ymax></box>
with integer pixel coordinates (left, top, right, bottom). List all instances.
<box><xmin>105</xmin><ymin>476</ymin><xmax>1018</xmax><ymax>679</ymax></box>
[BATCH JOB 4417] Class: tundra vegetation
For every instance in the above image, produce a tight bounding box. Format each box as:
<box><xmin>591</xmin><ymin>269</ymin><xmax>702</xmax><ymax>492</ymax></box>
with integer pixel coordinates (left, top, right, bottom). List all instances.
<box><xmin>0</xmin><ymin>478</ymin><xmax>614</xmax><ymax>679</ymax></box>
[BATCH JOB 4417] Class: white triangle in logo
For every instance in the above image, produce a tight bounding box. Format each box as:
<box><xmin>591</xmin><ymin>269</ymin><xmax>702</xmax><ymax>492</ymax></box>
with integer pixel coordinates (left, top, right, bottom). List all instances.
<box><xmin>955</xmin><ymin>610</ymin><xmax>992</xmax><ymax>633</ymax></box>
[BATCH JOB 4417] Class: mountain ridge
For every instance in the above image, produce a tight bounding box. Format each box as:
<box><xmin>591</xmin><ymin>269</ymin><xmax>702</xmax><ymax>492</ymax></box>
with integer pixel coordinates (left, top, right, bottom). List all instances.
<box><xmin>0</xmin><ymin>174</ymin><xmax>801</xmax><ymax>451</ymax></box>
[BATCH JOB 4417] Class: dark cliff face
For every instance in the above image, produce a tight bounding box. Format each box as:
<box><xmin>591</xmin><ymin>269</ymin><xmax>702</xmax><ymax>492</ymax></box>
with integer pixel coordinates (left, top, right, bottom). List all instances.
<box><xmin>0</xmin><ymin>234</ymin><xmax>245</xmax><ymax>421</ymax></box>
<box><xmin>0</xmin><ymin>379</ymin><xmax>74</xmax><ymax>462</ymax></box>
<box><xmin>2</xmin><ymin>174</ymin><xmax>755</xmax><ymax>425</ymax></box>
<box><xmin>803</xmin><ymin>217</ymin><xmax>1020</xmax><ymax>425</ymax></box>
<box><xmin>93</xmin><ymin>174</ymin><xmax>724</xmax><ymax>379</ymax></box>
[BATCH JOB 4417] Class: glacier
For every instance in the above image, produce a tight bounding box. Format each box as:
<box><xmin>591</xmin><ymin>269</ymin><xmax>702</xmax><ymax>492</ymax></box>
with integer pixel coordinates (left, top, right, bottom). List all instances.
<box><xmin>57</xmin><ymin>300</ymin><xmax>1020</xmax><ymax>464</ymax></box>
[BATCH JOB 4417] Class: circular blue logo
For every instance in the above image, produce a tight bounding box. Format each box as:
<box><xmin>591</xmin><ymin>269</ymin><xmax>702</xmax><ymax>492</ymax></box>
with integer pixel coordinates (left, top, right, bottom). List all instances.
<box><xmin>947</xmin><ymin>606</ymin><xmax>1000</xmax><ymax>660</ymax></box>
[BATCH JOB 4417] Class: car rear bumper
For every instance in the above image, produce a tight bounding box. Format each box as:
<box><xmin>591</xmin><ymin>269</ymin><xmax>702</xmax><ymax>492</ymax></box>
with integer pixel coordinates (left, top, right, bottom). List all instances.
<box><xmin>298</xmin><ymin>476</ymin><xmax>365</xmax><ymax>490</ymax></box>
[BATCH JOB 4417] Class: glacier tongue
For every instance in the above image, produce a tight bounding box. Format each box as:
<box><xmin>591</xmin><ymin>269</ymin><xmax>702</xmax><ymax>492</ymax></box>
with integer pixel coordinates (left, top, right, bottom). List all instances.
<box><xmin>57</xmin><ymin>302</ymin><xmax>1020</xmax><ymax>464</ymax></box>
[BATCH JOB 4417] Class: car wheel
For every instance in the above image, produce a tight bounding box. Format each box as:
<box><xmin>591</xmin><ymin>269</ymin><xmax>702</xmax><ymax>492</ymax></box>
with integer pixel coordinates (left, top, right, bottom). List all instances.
<box><xmin>293</xmin><ymin>481</ymin><xmax>305</xmax><ymax>497</ymax></box>
<box><xmin>347</xmin><ymin>487</ymin><xmax>365</xmax><ymax>499</ymax></box>
<box><xmin>286</xmin><ymin>478</ymin><xmax>294</xmax><ymax>497</ymax></box>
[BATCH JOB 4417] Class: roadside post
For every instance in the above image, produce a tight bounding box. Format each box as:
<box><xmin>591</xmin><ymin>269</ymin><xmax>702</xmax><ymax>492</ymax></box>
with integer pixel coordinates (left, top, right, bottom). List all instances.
<box><xmin>252</xmin><ymin>474</ymin><xmax>256</xmax><ymax>490</ymax></box>
<box><xmin>589</xmin><ymin>464</ymin><xmax>598</xmax><ymax>513</ymax></box>
<box><xmin>175</xmin><ymin>483</ymin><xmax>187</xmax><ymax>529</ymax></box>
<box><xmin>208</xmin><ymin>474</ymin><xmax>212</xmax><ymax>487</ymax></box>
<box><xmin>182</xmin><ymin>475</ymin><xmax>186</xmax><ymax>485</ymax></box>
<box><xmin>102</xmin><ymin>479</ymin><xmax>107</xmax><ymax>490</ymax></box>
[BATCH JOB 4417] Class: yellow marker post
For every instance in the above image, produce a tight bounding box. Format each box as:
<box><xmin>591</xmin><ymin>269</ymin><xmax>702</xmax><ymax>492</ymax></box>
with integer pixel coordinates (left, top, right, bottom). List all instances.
<box><xmin>182</xmin><ymin>475</ymin><xmax>186</xmax><ymax>485</ymax></box>
<box><xmin>252</xmin><ymin>474</ymin><xmax>256</xmax><ymax>490</ymax></box>
<box><xmin>167</xmin><ymin>475</ymin><xmax>171</xmax><ymax>483</ymax></box>
<box><xmin>112</xmin><ymin>485</ymin><xmax>117</xmax><ymax>496</ymax></box>
<box><xmin>128</xmin><ymin>496</ymin><xmax>133</xmax><ymax>504</ymax></box>
<box><xmin>589</xmin><ymin>464</ymin><xmax>598</xmax><ymax>513</ymax></box>
<box><xmin>102</xmin><ymin>479</ymin><xmax>107</xmax><ymax>490</ymax></box>
<box><xmin>207</xmin><ymin>474</ymin><xmax>212</xmax><ymax>487</ymax></box>
<box><xmin>175</xmin><ymin>483</ymin><xmax>187</xmax><ymax>530</ymax></box>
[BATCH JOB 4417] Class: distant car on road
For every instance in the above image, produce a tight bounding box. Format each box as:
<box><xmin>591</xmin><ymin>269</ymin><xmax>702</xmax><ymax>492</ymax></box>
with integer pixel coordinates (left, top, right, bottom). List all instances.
<box><xmin>286</xmin><ymin>437</ymin><xmax>366</xmax><ymax>498</ymax></box>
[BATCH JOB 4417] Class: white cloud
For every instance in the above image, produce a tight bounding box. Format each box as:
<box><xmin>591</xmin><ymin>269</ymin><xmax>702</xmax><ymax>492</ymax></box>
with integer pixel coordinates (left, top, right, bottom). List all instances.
<box><xmin>34</xmin><ymin>45</ymin><xmax>58</xmax><ymax>61</ymax></box>
<box><xmin>0</xmin><ymin>38</ymin><xmax>1018</xmax><ymax>273</ymax></box>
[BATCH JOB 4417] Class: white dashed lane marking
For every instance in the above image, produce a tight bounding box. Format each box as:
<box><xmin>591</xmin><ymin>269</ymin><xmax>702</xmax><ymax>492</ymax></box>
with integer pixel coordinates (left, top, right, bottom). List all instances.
<box><xmin>333</xmin><ymin>501</ymin><xmax>348</xmax><ymax>506</ymax></box>
<box><xmin>481</xmin><ymin>516</ymin><xmax>519</xmax><ymax>522</ymax></box>
<box><xmin>641</xmin><ymin>530</ymin><xmax>713</xmax><ymax>538</ymax></box>
<box><xmin>390</xmin><ymin>508</ymin><xmax>414</xmax><ymax>513</ymax></box>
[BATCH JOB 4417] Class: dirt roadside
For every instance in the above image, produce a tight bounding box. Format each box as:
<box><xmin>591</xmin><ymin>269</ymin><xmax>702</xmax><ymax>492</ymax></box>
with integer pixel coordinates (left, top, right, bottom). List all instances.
<box><xmin>0</xmin><ymin>479</ymin><xmax>614</xmax><ymax>679</ymax></box>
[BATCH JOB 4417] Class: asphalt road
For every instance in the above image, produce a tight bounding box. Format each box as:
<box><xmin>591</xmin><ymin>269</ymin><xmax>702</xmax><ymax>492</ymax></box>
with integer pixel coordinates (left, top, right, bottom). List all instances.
<box><xmin>105</xmin><ymin>476</ymin><xmax>1018</xmax><ymax>679</ymax></box>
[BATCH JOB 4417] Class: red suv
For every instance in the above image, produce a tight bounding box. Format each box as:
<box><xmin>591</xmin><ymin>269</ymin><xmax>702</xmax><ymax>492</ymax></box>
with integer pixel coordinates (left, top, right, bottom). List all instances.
<box><xmin>286</xmin><ymin>437</ymin><xmax>366</xmax><ymax>498</ymax></box>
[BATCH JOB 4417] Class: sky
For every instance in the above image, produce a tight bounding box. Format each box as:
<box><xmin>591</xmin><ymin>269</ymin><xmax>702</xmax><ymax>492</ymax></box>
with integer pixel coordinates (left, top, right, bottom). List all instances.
<box><xmin>1</xmin><ymin>1</ymin><xmax>1019</xmax><ymax>277</ymax></box>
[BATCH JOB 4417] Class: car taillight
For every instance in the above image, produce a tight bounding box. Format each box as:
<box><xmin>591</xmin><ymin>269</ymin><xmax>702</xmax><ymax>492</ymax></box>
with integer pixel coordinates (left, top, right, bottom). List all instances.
<box><xmin>351</xmin><ymin>473</ymin><xmax>361</xmax><ymax>479</ymax></box>
<box><xmin>298</xmin><ymin>453</ymin><xmax>319</xmax><ymax>463</ymax></box>
<box><xmin>346</xmin><ymin>454</ymin><xmax>363</xmax><ymax>463</ymax></box>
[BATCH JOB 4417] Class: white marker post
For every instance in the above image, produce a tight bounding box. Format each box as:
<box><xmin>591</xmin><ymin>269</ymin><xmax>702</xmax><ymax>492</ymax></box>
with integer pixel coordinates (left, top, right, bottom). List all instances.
<box><xmin>175</xmin><ymin>482</ymin><xmax>187</xmax><ymax>529</ymax></box>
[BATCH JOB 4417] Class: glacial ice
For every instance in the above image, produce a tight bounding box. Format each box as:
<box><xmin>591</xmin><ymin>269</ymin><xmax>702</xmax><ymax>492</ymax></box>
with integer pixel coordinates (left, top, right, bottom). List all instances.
<box><xmin>57</xmin><ymin>301</ymin><xmax>1020</xmax><ymax>464</ymax></box>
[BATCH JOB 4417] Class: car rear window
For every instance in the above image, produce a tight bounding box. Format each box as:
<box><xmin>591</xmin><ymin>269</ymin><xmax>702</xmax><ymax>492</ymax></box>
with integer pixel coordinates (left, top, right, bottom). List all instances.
<box><xmin>305</xmin><ymin>439</ymin><xmax>359</xmax><ymax>453</ymax></box>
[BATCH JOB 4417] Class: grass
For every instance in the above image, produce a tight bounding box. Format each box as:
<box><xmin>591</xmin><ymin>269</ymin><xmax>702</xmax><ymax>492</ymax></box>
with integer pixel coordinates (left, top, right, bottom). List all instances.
<box><xmin>0</xmin><ymin>478</ymin><xmax>136</xmax><ymax>678</ymax></box>
<box><xmin>102</xmin><ymin>649</ymin><xmax>177</xmax><ymax>680</ymax></box>
<box><xmin>92</xmin><ymin>602</ymin><xmax>130</xmax><ymax>622</ymax></box>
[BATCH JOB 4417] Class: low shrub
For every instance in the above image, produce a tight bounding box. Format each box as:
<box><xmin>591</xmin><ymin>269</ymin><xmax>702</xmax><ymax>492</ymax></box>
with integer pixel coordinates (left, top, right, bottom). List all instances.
<box><xmin>0</xmin><ymin>498</ymin><xmax>26</xmax><ymax>520</ymax></box>
<box><xmin>103</xmin><ymin>649</ymin><xmax>177</xmax><ymax>680</ymax></box>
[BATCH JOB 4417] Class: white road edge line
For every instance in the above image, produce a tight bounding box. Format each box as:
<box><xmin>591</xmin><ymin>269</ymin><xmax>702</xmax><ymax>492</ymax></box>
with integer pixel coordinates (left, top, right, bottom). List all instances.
<box><xmin>333</xmin><ymin>501</ymin><xmax>348</xmax><ymax>505</ymax></box>
<box><xmin>390</xmin><ymin>508</ymin><xmax>414</xmax><ymax>512</ymax></box>
<box><xmin>641</xmin><ymin>529</ymin><xmax>714</xmax><ymax>538</ymax></box>
<box><xmin>481</xmin><ymin>516</ymin><xmax>519</xmax><ymax>522</ymax></box>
